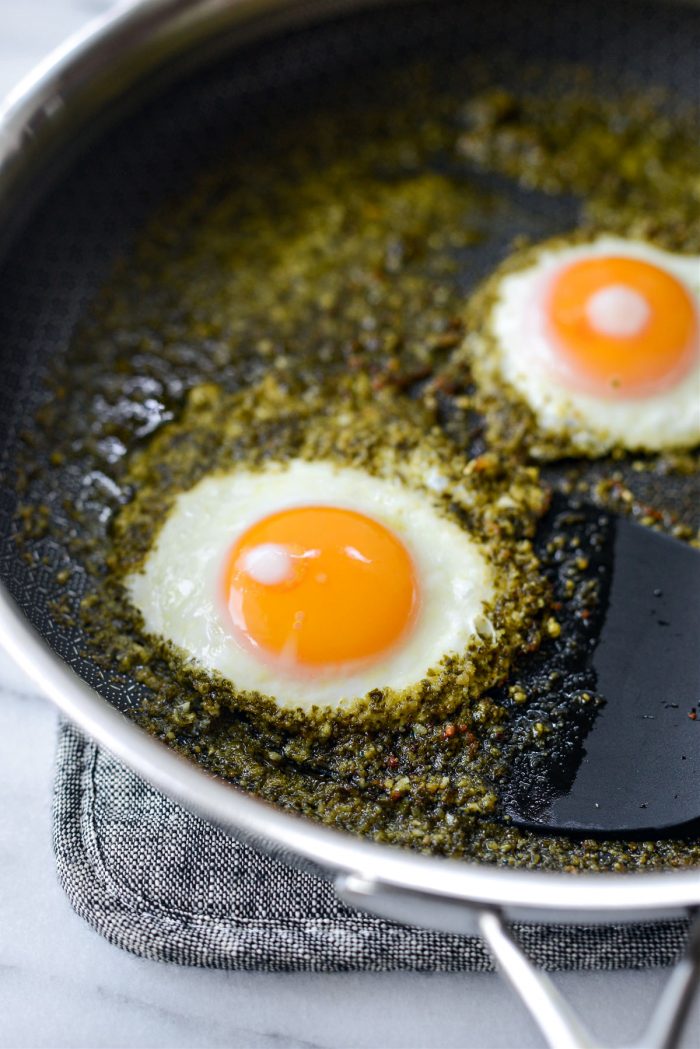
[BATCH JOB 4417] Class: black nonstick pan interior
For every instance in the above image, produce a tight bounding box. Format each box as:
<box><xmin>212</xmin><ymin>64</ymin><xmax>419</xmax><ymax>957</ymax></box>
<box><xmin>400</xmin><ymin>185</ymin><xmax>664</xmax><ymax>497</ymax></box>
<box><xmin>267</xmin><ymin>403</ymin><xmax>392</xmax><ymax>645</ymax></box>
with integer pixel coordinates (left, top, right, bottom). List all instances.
<box><xmin>0</xmin><ymin>0</ymin><xmax>698</xmax><ymax>728</ymax></box>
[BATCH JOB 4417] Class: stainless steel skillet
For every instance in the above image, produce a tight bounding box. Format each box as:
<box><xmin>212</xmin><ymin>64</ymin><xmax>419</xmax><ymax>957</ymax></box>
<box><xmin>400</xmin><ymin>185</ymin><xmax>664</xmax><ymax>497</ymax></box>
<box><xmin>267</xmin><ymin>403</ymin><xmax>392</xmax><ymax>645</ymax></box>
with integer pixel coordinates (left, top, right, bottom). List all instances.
<box><xmin>0</xmin><ymin>2</ymin><xmax>699</xmax><ymax>1046</ymax></box>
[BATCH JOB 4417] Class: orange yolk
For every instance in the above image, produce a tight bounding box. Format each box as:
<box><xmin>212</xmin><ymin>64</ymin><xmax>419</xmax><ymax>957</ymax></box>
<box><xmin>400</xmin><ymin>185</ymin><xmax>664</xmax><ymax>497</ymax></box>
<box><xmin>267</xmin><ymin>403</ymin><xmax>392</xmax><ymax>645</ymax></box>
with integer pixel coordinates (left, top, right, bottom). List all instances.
<box><xmin>224</xmin><ymin>505</ymin><xmax>419</xmax><ymax>672</ymax></box>
<box><xmin>545</xmin><ymin>255</ymin><xmax>698</xmax><ymax>397</ymax></box>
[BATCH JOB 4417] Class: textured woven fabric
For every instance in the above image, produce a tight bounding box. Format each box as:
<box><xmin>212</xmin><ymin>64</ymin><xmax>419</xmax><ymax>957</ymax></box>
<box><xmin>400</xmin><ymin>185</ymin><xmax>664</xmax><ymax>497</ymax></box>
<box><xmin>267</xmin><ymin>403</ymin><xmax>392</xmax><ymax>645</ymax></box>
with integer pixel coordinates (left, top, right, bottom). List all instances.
<box><xmin>53</xmin><ymin>720</ymin><xmax>690</xmax><ymax>971</ymax></box>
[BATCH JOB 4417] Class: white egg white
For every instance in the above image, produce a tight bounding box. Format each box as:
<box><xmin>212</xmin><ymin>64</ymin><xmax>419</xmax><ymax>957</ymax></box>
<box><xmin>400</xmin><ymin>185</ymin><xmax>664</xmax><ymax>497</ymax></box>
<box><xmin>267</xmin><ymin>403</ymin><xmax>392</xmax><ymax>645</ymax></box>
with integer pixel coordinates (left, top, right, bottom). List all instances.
<box><xmin>476</xmin><ymin>235</ymin><xmax>700</xmax><ymax>455</ymax></box>
<box><xmin>126</xmin><ymin>460</ymin><xmax>495</xmax><ymax>711</ymax></box>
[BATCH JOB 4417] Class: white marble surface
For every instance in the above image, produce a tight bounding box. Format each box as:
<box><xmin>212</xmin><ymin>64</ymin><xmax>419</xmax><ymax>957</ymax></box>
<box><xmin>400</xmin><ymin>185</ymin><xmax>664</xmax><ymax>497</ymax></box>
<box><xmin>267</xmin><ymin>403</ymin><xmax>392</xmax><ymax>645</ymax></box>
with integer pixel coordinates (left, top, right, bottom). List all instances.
<box><xmin>0</xmin><ymin>4</ymin><xmax>699</xmax><ymax>1047</ymax></box>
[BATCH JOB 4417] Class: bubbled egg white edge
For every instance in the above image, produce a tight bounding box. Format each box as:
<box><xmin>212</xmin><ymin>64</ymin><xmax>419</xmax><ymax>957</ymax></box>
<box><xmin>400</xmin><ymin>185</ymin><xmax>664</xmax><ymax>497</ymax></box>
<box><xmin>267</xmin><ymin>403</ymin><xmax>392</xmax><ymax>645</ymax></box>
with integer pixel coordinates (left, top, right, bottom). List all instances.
<box><xmin>473</xmin><ymin>235</ymin><xmax>700</xmax><ymax>455</ymax></box>
<box><xmin>125</xmin><ymin>459</ymin><xmax>496</xmax><ymax>712</ymax></box>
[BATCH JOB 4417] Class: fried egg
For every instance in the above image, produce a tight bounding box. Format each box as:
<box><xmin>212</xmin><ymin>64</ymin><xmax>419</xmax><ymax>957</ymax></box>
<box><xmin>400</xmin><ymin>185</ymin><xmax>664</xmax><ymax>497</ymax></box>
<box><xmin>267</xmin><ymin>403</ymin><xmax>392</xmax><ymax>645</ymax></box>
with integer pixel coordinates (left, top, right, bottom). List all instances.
<box><xmin>126</xmin><ymin>459</ymin><xmax>495</xmax><ymax>712</ymax></box>
<box><xmin>469</xmin><ymin>235</ymin><xmax>700</xmax><ymax>455</ymax></box>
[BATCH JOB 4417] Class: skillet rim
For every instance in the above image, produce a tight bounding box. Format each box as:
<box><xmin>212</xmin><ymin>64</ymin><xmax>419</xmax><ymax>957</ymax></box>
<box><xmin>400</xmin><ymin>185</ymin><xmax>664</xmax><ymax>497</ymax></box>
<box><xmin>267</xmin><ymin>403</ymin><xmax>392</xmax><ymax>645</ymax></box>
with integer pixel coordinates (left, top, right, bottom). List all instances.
<box><xmin>1</xmin><ymin>0</ymin><xmax>698</xmax><ymax>924</ymax></box>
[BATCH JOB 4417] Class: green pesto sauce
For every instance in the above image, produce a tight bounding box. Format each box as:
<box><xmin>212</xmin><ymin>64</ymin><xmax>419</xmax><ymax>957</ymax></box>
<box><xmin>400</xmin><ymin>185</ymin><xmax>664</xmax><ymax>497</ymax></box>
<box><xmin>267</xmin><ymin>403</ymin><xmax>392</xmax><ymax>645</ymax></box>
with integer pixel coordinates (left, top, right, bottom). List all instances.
<box><xmin>15</xmin><ymin>62</ymin><xmax>700</xmax><ymax>871</ymax></box>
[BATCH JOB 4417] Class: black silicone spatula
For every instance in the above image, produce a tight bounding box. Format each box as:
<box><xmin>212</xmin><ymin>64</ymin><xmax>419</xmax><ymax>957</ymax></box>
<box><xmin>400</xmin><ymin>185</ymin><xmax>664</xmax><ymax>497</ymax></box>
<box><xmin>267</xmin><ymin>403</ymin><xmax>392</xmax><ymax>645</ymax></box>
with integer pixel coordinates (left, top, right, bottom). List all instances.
<box><xmin>504</xmin><ymin>503</ymin><xmax>700</xmax><ymax>839</ymax></box>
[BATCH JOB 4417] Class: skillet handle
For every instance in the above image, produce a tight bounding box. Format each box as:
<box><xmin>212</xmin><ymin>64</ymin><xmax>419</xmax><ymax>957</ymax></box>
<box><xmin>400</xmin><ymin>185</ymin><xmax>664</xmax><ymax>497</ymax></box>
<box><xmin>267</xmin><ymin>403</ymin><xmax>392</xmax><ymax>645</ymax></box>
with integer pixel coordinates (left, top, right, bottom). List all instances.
<box><xmin>476</xmin><ymin>908</ymin><xmax>700</xmax><ymax>1049</ymax></box>
<box><xmin>475</xmin><ymin>910</ymin><xmax>595</xmax><ymax>1049</ymax></box>
<box><xmin>336</xmin><ymin>874</ymin><xmax>700</xmax><ymax>1049</ymax></box>
<box><xmin>641</xmin><ymin>910</ymin><xmax>700</xmax><ymax>1049</ymax></box>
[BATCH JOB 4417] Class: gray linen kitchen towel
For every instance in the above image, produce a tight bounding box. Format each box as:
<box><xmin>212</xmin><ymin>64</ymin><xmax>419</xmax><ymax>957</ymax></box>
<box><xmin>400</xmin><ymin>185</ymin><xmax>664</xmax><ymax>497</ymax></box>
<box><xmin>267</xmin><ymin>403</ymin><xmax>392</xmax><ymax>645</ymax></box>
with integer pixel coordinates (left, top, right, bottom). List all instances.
<box><xmin>53</xmin><ymin>720</ymin><xmax>690</xmax><ymax>970</ymax></box>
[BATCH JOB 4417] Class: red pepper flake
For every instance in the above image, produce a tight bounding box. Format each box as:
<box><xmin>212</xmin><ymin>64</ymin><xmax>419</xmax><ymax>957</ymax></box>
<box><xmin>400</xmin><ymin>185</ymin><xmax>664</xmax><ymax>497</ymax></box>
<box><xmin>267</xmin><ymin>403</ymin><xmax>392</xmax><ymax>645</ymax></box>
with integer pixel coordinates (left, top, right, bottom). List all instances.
<box><xmin>431</xmin><ymin>332</ymin><xmax>461</xmax><ymax>351</ymax></box>
<box><xmin>689</xmin><ymin>709</ymin><xmax>697</xmax><ymax>721</ymax></box>
<box><xmin>578</xmin><ymin>608</ymin><xmax>592</xmax><ymax>620</ymax></box>
<box><xmin>394</xmin><ymin>365</ymin><xmax>434</xmax><ymax>391</ymax></box>
<box><xmin>443</xmin><ymin>723</ymin><xmax>456</xmax><ymax>739</ymax></box>
<box><xmin>457</xmin><ymin>723</ymin><xmax>470</xmax><ymax>734</ymax></box>
<box><xmin>435</xmin><ymin>376</ymin><xmax>457</xmax><ymax>394</ymax></box>
<box><xmin>387</xmin><ymin>755</ymin><xmax>399</xmax><ymax>769</ymax></box>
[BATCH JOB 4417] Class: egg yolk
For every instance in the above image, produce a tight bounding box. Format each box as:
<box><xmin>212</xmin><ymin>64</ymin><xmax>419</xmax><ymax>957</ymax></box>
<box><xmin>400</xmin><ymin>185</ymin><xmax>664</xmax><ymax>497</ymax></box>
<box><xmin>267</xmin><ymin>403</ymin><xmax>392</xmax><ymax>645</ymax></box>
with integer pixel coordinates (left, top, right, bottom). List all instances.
<box><xmin>224</xmin><ymin>505</ymin><xmax>419</xmax><ymax>673</ymax></box>
<box><xmin>545</xmin><ymin>255</ymin><xmax>698</xmax><ymax>397</ymax></box>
